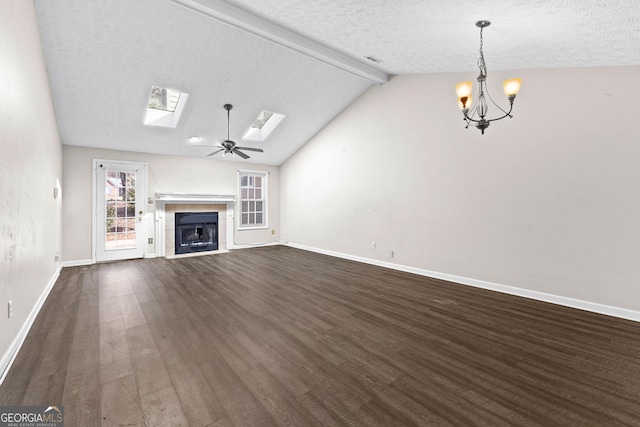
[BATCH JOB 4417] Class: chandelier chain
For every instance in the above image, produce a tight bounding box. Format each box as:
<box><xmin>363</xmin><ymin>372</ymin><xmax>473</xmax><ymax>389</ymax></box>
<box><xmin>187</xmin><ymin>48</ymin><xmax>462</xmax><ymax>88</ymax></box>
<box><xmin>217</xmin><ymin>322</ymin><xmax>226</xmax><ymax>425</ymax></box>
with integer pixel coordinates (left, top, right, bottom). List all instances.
<box><xmin>477</xmin><ymin>26</ymin><xmax>487</xmax><ymax>78</ymax></box>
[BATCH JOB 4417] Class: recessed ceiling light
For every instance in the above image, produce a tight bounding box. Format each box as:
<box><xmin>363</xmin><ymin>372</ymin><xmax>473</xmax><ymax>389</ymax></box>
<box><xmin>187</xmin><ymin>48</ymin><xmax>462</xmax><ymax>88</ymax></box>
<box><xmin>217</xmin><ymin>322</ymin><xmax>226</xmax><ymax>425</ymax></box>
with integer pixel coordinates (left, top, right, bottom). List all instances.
<box><xmin>188</xmin><ymin>136</ymin><xmax>201</xmax><ymax>143</ymax></box>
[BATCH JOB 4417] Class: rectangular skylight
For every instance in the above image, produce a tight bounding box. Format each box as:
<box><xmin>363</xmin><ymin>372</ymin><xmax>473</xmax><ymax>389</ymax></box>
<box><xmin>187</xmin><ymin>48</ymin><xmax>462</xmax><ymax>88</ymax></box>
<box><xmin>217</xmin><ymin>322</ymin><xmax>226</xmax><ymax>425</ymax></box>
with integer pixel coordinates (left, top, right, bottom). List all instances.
<box><xmin>243</xmin><ymin>110</ymin><xmax>285</xmax><ymax>142</ymax></box>
<box><xmin>251</xmin><ymin>111</ymin><xmax>274</xmax><ymax>129</ymax></box>
<box><xmin>144</xmin><ymin>86</ymin><xmax>188</xmax><ymax>128</ymax></box>
<box><xmin>148</xmin><ymin>86</ymin><xmax>181</xmax><ymax>112</ymax></box>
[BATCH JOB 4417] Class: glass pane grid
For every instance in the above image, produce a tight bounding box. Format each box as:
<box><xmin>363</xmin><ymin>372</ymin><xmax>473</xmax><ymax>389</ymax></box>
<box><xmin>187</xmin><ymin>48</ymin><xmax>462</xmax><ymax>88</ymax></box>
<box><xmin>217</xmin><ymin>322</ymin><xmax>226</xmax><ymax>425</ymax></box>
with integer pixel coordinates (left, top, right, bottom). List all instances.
<box><xmin>240</xmin><ymin>173</ymin><xmax>265</xmax><ymax>226</ymax></box>
<box><xmin>105</xmin><ymin>170</ymin><xmax>137</xmax><ymax>250</ymax></box>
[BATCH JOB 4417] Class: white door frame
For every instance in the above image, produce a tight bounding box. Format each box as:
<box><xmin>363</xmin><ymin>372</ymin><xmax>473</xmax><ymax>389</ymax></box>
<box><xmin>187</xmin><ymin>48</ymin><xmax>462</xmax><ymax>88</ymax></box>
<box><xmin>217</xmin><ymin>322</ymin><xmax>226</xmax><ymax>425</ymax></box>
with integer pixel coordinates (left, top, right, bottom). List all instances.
<box><xmin>92</xmin><ymin>159</ymin><xmax>148</xmax><ymax>263</ymax></box>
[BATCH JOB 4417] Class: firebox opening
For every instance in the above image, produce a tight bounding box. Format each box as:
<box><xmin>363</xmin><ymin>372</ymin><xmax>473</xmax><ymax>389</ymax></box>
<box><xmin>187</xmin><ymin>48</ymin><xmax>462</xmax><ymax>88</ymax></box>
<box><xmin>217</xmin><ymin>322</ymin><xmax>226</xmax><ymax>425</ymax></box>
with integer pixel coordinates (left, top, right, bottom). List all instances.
<box><xmin>175</xmin><ymin>212</ymin><xmax>218</xmax><ymax>255</ymax></box>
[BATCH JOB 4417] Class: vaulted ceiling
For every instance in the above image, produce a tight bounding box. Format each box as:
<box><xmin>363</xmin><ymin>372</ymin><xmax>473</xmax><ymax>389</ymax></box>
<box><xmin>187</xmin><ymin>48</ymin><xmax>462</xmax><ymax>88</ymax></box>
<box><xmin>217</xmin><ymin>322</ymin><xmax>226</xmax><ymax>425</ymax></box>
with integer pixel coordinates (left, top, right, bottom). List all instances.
<box><xmin>34</xmin><ymin>0</ymin><xmax>640</xmax><ymax>166</ymax></box>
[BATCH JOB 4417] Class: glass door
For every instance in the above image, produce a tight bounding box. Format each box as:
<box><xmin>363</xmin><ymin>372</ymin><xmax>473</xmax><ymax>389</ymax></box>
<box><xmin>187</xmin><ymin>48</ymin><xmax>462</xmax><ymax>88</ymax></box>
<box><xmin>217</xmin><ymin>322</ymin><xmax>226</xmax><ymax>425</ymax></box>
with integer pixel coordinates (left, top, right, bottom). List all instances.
<box><xmin>95</xmin><ymin>161</ymin><xmax>147</xmax><ymax>262</ymax></box>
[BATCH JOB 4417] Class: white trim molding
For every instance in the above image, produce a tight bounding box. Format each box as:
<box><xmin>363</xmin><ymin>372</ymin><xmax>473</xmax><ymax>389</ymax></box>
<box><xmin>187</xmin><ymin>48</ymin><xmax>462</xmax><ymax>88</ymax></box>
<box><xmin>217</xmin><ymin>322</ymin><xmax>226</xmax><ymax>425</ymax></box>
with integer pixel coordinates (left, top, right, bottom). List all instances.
<box><xmin>61</xmin><ymin>259</ymin><xmax>93</xmax><ymax>268</ymax></box>
<box><xmin>0</xmin><ymin>265</ymin><xmax>62</xmax><ymax>385</ymax></box>
<box><xmin>287</xmin><ymin>243</ymin><xmax>640</xmax><ymax>323</ymax></box>
<box><xmin>233</xmin><ymin>241</ymin><xmax>284</xmax><ymax>249</ymax></box>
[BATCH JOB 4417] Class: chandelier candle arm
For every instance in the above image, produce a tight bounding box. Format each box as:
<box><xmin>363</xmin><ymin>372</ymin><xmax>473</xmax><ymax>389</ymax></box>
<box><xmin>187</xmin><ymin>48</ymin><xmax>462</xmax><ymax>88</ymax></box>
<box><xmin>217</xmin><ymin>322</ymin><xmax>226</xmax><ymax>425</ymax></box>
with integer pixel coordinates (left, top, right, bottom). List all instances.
<box><xmin>455</xmin><ymin>21</ymin><xmax>522</xmax><ymax>134</ymax></box>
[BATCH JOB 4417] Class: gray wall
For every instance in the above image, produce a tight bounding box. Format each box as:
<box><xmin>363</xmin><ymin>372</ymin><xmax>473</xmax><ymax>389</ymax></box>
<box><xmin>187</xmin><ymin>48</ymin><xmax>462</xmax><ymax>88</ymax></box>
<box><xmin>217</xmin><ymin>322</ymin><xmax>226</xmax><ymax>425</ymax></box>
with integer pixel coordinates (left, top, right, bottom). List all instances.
<box><xmin>0</xmin><ymin>1</ymin><xmax>63</xmax><ymax>374</ymax></box>
<box><xmin>281</xmin><ymin>67</ymin><xmax>640</xmax><ymax>312</ymax></box>
<box><xmin>62</xmin><ymin>146</ymin><xmax>280</xmax><ymax>262</ymax></box>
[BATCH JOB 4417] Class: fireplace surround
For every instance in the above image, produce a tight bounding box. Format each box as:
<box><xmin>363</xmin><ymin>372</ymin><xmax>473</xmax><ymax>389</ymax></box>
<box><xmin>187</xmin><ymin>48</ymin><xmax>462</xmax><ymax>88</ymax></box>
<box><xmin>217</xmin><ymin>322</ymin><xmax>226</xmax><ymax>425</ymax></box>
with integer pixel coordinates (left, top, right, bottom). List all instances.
<box><xmin>154</xmin><ymin>193</ymin><xmax>235</xmax><ymax>258</ymax></box>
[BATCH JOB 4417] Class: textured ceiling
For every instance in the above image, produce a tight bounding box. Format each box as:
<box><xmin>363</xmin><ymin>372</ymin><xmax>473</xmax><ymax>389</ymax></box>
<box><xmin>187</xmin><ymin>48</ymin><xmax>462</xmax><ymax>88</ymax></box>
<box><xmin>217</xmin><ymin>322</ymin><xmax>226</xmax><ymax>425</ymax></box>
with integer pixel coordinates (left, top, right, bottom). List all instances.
<box><xmin>227</xmin><ymin>0</ymin><xmax>640</xmax><ymax>74</ymax></box>
<box><xmin>34</xmin><ymin>0</ymin><xmax>640</xmax><ymax>165</ymax></box>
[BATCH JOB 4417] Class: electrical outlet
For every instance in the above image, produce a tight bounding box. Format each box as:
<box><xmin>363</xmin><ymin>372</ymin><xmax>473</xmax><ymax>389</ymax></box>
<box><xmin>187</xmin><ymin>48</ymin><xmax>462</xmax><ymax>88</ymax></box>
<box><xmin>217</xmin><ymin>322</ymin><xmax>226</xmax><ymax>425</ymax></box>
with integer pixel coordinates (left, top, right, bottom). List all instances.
<box><xmin>372</xmin><ymin>242</ymin><xmax>376</xmax><ymax>249</ymax></box>
<box><xmin>389</xmin><ymin>250</ymin><xmax>395</xmax><ymax>258</ymax></box>
<box><xmin>54</xmin><ymin>251</ymin><xmax>60</xmax><ymax>262</ymax></box>
<box><xmin>148</xmin><ymin>238</ymin><xmax>153</xmax><ymax>244</ymax></box>
<box><xmin>8</xmin><ymin>300</ymin><xmax>12</xmax><ymax>319</ymax></box>
<box><xmin>271</xmin><ymin>229</ymin><xmax>275</xmax><ymax>235</ymax></box>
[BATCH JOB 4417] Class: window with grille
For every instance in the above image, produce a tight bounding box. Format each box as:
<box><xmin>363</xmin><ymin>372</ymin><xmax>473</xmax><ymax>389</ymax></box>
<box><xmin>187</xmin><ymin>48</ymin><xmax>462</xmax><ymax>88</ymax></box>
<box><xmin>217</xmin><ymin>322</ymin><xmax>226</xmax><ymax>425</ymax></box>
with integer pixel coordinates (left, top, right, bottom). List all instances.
<box><xmin>238</xmin><ymin>171</ymin><xmax>267</xmax><ymax>228</ymax></box>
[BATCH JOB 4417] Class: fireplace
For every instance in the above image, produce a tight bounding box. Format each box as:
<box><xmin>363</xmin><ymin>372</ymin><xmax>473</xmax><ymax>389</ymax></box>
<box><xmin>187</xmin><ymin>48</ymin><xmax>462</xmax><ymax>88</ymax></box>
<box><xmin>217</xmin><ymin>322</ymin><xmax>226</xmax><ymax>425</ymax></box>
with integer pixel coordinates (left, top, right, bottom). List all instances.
<box><xmin>175</xmin><ymin>212</ymin><xmax>218</xmax><ymax>254</ymax></box>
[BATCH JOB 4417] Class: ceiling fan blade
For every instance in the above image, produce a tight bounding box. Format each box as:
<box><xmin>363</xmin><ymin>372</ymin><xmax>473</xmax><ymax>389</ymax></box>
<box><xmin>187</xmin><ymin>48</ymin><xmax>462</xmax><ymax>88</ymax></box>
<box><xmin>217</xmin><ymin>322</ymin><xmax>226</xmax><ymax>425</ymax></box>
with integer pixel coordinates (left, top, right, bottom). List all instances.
<box><xmin>235</xmin><ymin>147</ymin><xmax>264</xmax><ymax>152</ymax></box>
<box><xmin>206</xmin><ymin>149</ymin><xmax>224</xmax><ymax>156</ymax></box>
<box><xmin>232</xmin><ymin>148</ymin><xmax>250</xmax><ymax>159</ymax></box>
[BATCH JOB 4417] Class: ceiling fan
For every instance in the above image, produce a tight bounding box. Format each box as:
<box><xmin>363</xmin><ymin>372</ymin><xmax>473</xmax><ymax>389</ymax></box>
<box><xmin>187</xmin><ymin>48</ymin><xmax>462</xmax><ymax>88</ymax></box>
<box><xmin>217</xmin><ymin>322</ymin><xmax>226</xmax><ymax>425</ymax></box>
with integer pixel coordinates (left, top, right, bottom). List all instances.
<box><xmin>205</xmin><ymin>104</ymin><xmax>264</xmax><ymax>159</ymax></box>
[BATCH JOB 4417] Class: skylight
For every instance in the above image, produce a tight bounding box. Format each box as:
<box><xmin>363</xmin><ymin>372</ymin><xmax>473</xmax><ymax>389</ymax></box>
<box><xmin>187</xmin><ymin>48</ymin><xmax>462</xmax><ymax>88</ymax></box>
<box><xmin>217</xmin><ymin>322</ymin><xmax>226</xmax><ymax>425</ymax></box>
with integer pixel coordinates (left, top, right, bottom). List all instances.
<box><xmin>243</xmin><ymin>110</ymin><xmax>285</xmax><ymax>142</ymax></box>
<box><xmin>143</xmin><ymin>86</ymin><xmax>189</xmax><ymax>128</ymax></box>
<box><xmin>251</xmin><ymin>111</ymin><xmax>274</xmax><ymax>129</ymax></box>
<box><xmin>148</xmin><ymin>86</ymin><xmax>181</xmax><ymax>112</ymax></box>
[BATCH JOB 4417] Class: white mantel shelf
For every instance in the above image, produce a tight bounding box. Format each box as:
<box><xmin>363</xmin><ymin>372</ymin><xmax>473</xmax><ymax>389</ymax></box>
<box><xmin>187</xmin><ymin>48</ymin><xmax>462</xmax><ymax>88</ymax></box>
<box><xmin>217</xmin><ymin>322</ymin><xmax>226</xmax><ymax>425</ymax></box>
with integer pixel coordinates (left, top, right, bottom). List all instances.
<box><xmin>155</xmin><ymin>193</ymin><xmax>236</xmax><ymax>203</ymax></box>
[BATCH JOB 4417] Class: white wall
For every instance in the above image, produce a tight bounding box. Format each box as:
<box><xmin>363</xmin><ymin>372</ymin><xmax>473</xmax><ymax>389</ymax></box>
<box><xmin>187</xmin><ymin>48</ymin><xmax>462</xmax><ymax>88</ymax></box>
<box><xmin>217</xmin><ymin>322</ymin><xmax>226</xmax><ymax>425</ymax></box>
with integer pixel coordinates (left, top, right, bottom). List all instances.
<box><xmin>281</xmin><ymin>66</ymin><xmax>640</xmax><ymax>313</ymax></box>
<box><xmin>62</xmin><ymin>146</ymin><xmax>279</xmax><ymax>262</ymax></box>
<box><xmin>0</xmin><ymin>1</ymin><xmax>63</xmax><ymax>376</ymax></box>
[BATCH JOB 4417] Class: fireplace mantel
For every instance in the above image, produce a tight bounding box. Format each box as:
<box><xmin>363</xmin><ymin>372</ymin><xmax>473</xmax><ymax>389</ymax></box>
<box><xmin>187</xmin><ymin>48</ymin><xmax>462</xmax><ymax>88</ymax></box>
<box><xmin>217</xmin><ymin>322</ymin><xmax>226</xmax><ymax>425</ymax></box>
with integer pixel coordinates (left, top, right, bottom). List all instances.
<box><xmin>155</xmin><ymin>193</ymin><xmax>236</xmax><ymax>203</ymax></box>
<box><xmin>154</xmin><ymin>193</ymin><xmax>236</xmax><ymax>257</ymax></box>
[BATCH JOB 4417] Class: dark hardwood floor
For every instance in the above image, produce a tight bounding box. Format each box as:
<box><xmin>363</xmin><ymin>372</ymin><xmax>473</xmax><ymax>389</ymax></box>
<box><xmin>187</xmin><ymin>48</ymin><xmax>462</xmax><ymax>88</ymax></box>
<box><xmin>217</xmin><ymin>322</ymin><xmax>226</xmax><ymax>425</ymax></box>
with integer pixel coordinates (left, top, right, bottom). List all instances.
<box><xmin>1</xmin><ymin>245</ymin><xmax>639</xmax><ymax>426</ymax></box>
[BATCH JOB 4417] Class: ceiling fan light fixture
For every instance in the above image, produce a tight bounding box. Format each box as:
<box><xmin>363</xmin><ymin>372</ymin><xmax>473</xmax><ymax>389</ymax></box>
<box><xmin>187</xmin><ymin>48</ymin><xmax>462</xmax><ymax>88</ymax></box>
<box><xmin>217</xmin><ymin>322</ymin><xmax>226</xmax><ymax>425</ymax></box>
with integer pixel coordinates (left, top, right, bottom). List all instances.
<box><xmin>455</xmin><ymin>21</ymin><xmax>522</xmax><ymax>134</ymax></box>
<box><xmin>206</xmin><ymin>104</ymin><xmax>265</xmax><ymax>159</ymax></box>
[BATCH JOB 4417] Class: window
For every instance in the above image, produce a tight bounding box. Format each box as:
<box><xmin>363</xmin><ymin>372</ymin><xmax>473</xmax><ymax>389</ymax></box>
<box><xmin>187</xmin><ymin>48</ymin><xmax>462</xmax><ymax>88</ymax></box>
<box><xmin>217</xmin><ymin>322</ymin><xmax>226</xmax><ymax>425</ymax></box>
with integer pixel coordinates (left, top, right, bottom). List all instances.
<box><xmin>238</xmin><ymin>171</ymin><xmax>267</xmax><ymax>228</ymax></box>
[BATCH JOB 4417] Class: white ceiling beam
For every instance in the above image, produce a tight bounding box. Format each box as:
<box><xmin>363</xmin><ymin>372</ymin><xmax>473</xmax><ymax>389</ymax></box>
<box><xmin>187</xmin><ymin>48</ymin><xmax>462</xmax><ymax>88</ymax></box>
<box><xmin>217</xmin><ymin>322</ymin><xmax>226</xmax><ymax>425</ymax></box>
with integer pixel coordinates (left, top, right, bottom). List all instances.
<box><xmin>166</xmin><ymin>0</ymin><xmax>389</xmax><ymax>85</ymax></box>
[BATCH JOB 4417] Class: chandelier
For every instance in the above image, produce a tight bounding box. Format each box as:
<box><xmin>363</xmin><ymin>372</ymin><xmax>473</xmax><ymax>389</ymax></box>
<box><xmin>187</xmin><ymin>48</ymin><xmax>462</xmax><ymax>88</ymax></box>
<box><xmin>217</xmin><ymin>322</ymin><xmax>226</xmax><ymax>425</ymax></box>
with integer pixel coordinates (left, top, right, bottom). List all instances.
<box><xmin>455</xmin><ymin>21</ymin><xmax>522</xmax><ymax>134</ymax></box>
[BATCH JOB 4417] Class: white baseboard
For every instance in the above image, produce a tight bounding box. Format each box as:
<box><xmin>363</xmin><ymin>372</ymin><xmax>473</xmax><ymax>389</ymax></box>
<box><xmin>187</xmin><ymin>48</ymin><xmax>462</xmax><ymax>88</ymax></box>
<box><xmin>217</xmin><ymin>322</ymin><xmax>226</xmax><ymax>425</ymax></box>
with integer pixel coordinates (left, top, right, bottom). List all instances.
<box><xmin>0</xmin><ymin>264</ymin><xmax>63</xmax><ymax>385</ymax></box>
<box><xmin>232</xmin><ymin>241</ymin><xmax>285</xmax><ymax>250</ymax></box>
<box><xmin>145</xmin><ymin>253</ymin><xmax>157</xmax><ymax>259</ymax></box>
<box><xmin>62</xmin><ymin>259</ymin><xmax>93</xmax><ymax>267</ymax></box>
<box><xmin>287</xmin><ymin>243</ymin><xmax>640</xmax><ymax>323</ymax></box>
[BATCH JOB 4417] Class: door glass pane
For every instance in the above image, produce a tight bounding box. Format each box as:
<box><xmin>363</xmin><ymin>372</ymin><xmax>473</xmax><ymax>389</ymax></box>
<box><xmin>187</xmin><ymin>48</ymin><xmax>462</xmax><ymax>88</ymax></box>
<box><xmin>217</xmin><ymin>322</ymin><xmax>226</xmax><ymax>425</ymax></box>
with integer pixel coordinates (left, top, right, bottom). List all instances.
<box><xmin>105</xmin><ymin>169</ymin><xmax>137</xmax><ymax>250</ymax></box>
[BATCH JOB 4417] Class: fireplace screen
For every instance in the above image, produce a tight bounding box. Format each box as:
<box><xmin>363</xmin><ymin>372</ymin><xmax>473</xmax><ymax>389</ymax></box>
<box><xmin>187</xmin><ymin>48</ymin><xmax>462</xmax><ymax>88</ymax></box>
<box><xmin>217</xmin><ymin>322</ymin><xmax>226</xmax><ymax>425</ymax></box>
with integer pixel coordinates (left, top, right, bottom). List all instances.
<box><xmin>175</xmin><ymin>212</ymin><xmax>218</xmax><ymax>254</ymax></box>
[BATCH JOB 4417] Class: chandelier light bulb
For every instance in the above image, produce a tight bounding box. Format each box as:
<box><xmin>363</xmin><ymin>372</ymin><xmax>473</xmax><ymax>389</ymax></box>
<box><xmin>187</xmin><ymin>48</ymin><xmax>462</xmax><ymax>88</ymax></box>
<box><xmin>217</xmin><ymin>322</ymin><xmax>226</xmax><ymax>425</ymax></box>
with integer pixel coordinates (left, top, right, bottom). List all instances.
<box><xmin>457</xmin><ymin>94</ymin><xmax>473</xmax><ymax>110</ymax></box>
<box><xmin>503</xmin><ymin>78</ymin><xmax>522</xmax><ymax>97</ymax></box>
<box><xmin>456</xmin><ymin>81</ymin><xmax>473</xmax><ymax>98</ymax></box>
<box><xmin>456</xmin><ymin>81</ymin><xmax>474</xmax><ymax>110</ymax></box>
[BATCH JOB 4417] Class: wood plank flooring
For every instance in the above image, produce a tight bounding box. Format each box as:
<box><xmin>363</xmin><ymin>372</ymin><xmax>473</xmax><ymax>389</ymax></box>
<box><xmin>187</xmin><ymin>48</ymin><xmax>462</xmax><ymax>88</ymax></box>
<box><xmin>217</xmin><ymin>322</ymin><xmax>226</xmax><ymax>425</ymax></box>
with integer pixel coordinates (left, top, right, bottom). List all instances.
<box><xmin>1</xmin><ymin>245</ymin><xmax>639</xmax><ymax>426</ymax></box>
